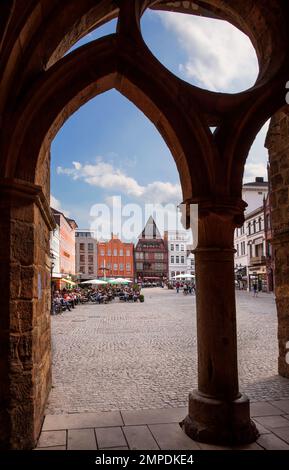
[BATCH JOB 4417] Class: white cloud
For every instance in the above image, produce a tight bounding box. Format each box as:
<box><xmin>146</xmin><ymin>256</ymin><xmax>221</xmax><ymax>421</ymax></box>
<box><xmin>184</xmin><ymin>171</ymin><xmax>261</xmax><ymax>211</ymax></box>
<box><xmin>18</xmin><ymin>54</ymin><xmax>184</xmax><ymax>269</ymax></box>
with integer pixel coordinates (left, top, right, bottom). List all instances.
<box><xmin>243</xmin><ymin>163</ymin><xmax>267</xmax><ymax>183</ymax></box>
<box><xmin>50</xmin><ymin>194</ymin><xmax>71</xmax><ymax>217</ymax></box>
<box><xmin>57</xmin><ymin>158</ymin><xmax>182</xmax><ymax>204</ymax></box>
<box><xmin>157</xmin><ymin>12</ymin><xmax>258</xmax><ymax>93</ymax></box>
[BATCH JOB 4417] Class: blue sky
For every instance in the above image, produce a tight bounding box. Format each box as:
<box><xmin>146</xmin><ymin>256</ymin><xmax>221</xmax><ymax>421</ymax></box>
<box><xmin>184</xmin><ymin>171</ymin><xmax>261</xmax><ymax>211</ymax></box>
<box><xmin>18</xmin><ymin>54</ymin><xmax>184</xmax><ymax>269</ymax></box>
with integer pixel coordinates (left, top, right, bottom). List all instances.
<box><xmin>51</xmin><ymin>10</ymin><xmax>269</xmax><ymax>234</ymax></box>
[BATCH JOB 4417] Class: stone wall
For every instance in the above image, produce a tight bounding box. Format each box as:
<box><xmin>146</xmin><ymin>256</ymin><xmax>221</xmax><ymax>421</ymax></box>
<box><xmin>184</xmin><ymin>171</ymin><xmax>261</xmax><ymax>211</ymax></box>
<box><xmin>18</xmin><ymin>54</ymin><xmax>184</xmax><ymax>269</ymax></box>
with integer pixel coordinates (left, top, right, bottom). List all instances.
<box><xmin>0</xmin><ymin>180</ymin><xmax>53</xmax><ymax>449</ymax></box>
<box><xmin>266</xmin><ymin>108</ymin><xmax>289</xmax><ymax>378</ymax></box>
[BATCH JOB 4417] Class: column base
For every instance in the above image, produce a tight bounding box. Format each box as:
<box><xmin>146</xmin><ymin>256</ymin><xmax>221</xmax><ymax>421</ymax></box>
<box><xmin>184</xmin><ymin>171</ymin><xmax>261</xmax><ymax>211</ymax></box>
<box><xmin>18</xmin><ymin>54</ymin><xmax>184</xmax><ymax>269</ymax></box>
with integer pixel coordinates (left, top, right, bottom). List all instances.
<box><xmin>180</xmin><ymin>390</ymin><xmax>259</xmax><ymax>445</ymax></box>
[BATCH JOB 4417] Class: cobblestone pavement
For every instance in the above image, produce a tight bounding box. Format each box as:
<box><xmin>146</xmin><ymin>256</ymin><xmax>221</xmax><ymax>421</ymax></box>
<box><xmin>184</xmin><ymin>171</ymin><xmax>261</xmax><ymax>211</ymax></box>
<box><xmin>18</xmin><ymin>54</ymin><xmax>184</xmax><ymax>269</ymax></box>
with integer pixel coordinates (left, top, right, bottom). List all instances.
<box><xmin>46</xmin><ymin>288</ymin><xmax>289</xmax><ymax>414</ymax></box>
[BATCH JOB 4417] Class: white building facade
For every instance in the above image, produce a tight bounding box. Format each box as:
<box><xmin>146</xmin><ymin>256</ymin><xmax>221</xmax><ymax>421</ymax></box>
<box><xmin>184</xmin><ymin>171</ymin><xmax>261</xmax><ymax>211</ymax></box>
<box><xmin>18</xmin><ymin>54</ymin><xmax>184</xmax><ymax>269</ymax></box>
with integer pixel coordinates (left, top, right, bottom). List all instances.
<box><xmin>234</xmin><ymin>177</ymin><xmax>268</xmax><ymax>289</ymax></box>
<box><xmin>50</xmin><ymin>224</ymin><xmax>61</xmax><ymax>277</ymax></box>
<box><xmin>166</xmin><ymin>230</ymin><xmax>193</xmax><ymax>280</ymax></box>
<box><xmin>187</xmin><ymin>251</ymin><xmax>195</xmax><ymax>276</ymax></box>
<box><xmin>75</xmin><ymin>230</ymin><xmax>98</xmax><ymax>281</ymax></box>
<box><xmin>246</xmin><ymin>206</ymin><xmax>267</xmax><ymax>292</ymax></box>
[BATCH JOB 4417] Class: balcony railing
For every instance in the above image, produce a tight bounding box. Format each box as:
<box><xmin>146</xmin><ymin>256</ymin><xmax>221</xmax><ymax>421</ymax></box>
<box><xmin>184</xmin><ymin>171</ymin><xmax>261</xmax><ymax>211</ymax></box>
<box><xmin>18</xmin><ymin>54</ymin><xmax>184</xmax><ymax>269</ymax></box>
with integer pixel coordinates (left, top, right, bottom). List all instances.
<box><xmin>250</xmin><ymin>256</ymin><xmax>266</xmax><ymax>265</ymax></box>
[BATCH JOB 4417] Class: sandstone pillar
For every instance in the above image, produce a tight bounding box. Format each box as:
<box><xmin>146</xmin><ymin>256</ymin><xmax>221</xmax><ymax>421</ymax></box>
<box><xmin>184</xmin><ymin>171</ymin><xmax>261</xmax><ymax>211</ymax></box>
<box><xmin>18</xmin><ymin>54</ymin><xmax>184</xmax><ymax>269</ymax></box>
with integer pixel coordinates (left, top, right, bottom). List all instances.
<box><xmin>265</xmin><ymin>109</ymin><xmax>289</xmax><ymax>378</ymax></box>
<box><xmin>182</xmin><ymin>207</ymin><xmax>258</xmax><ymax>444</ymax></box>
<box><xmin>0</xmin><ymin>179</ymin><xmax>54</xmax><ymax>449</ymax></box>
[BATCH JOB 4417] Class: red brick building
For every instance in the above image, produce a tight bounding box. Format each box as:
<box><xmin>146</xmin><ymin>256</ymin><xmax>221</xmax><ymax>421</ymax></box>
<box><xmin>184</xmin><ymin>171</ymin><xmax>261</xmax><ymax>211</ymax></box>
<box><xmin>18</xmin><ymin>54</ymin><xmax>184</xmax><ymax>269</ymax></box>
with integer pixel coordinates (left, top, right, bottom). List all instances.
<box><xmin>135</xmin><ymin>217</ymin><xmax>168</xmax><ymax>283</ymax></box>
<box><xmin>97</xmin><ymin>234</ymin><xmax>134</xmax><ymax>280</ymax></box>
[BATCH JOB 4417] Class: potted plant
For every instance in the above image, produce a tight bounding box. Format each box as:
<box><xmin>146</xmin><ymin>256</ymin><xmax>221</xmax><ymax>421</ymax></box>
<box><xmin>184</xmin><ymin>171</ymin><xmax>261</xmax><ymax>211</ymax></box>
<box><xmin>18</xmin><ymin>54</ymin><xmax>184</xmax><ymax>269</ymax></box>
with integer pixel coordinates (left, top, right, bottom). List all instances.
<box><xmin>139</xmin><ymin>294</ymin><xmax>144</xmax><ymax>302</ymax></box>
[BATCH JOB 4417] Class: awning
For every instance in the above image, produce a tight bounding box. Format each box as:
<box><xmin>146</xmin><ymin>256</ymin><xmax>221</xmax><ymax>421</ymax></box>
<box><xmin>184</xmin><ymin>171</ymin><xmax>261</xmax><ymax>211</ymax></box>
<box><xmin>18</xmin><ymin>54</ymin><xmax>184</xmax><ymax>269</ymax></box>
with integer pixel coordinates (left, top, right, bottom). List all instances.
<box><xmin>61</xmin><ymin>278</ymin><xmax>77</xmax><ymax>286</ymax></box>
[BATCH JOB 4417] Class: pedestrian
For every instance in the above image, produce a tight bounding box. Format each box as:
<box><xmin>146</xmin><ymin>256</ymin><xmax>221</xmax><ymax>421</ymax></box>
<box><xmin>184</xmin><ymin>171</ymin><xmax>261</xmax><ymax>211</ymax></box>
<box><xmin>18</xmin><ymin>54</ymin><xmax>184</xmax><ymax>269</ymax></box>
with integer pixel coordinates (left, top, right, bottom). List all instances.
<box><xmin>176</xmin><ymin>281</ymin><xmax>180</xmax><ymax>294</ymax></box>
<box><xmin>253</xmin><ymin>282</ymin><xmax>258</xmax><ymax>297</ymax></box>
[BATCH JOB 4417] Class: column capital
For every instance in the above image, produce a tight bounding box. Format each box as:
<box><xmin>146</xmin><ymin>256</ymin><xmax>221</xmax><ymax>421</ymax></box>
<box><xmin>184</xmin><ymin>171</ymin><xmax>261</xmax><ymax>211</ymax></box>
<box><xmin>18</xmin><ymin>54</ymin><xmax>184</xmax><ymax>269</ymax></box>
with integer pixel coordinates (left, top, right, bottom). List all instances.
<box><xmin>0</xmin><ymin>178</ymin><xmax>55</xmax><ymax>231</ymax></box>
<box><xmin>182</xmin><ymin>196</ymin><xmax>247</xmax><ymax>228</ymax></box>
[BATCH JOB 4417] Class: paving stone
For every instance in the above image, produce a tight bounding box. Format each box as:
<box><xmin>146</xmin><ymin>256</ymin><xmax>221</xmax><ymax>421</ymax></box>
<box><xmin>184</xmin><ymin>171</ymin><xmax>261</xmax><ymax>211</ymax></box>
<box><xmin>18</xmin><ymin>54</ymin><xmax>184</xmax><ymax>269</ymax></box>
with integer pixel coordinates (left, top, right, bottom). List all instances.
<box><xmin>123</xmin><ymin>426</ymin><xmax>159</xmax><ymax>450</ymax></box>
<box><xmin>149</xmin><ymin>423</ymin><xmax>200</xmax><ymax>450</ymax></box>
<box><xmin>252</xmin><ymin>419</ymin><xmax>271</xmax><ymax>435</ymax></box>
<box><xmin>270</xmin><ymin>400</ymin><xmax>289</xmax><ymax>414</ymax></box>
<box><xmin>35</xmin><ymin>446</ymin><xmax>66</xmax><ymax>450</ymax></box>
<box><xmin>231</xmin><ymin>442</ymin><xmax>264</xmax><ymax>450</ymax></box>
<box><xmin>257</xmin><ymin>433</ymin><xmax>289</xmax><ymax>450</ymax></box>
<box><xmin>271</xmin><ymin>426</ymin><xmax>289</xmax><ymax>443</ymax></box>
<box><xmin>102</xmin><ymin>447</ymin><xmax>129</xmax><ymax>450</ymax></box>
<box><xmin>121</xmin><ymin>408</ymin><xmax>187</xmax><ymax>426</ymax></box>
<box><xmin>250</xmin><ymin>402</ymin><xmax>283</xmax><ymax>417</ymax></box>
<box><xmin>43</xmin><ymin>411</ymin><xmax>123</xmax><ymax>431</ymax></box>
<box><xmin>96</xmin><ymin>427</ymin><xmax>127</xmax><ymax>449</ymax></box>
<box><xmin>46</xmin><ymin>290</ymin><xmax>289</xmax><ymax>416</ymax></box>
<box><xmin>37</xmin><ymin>430</ymin><xmax>66</xmax><ymax>448</ymax></box>
<box><xmin>67</xmin><ymin>429</ymin><xmax>97</xmax><ymax>450</ymax></box>
<box><xmin>254</xmin><ymin>415</ymin><xmax>289</xmax><ymax>429</ymax></box>
<box><xmin>198</xmin><ymin>443</ymin><xmax>231</xmax><ymax>450</ymax></box>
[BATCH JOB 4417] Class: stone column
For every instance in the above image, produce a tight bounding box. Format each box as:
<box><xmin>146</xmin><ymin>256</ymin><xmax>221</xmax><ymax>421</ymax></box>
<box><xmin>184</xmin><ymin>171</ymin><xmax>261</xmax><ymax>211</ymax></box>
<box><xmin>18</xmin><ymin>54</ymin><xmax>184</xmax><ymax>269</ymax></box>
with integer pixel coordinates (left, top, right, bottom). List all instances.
<box><xmin>0</xmin><ymin>178</ymin><xmax>54</xmax><ymax>449</ymax></box>
<box><xmin>181</xmin><ymin>206</ymin><xmax>258</xmax><ymax>445</ymax></box>
<box><xmin>265</xmin><ymin>109</ymin><xmax>289</xmax><ymax>378</ymax></box>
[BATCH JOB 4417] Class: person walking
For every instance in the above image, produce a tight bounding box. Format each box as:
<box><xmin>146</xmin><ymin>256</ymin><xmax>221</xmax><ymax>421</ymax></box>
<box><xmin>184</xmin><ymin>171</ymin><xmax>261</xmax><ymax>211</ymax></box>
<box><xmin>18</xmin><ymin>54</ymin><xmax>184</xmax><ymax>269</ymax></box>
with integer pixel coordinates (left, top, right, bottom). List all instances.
<box><xmin>253</xmin><ymin>282</ymin><xmax>258</xmax><ymax>297</ymax></box>
<box><xmin>176</xmin><ymin>281</ymin><xmax>180</xmax><ymax>294</ymax></box>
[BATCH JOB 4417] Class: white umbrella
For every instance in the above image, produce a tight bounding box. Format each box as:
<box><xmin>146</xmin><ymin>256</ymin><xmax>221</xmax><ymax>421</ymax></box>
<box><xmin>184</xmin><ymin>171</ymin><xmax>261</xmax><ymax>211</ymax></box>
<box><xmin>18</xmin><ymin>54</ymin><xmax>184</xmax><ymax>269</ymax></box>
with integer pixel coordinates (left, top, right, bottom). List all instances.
<box><xmin>111</xmin><ymin>278</ymin><xmax>132</xmax><ymax>284</ymax></box>
<box><xmin>173</xmin><ymin>274</ymin><xmax>195</xmax><ymax>279</ymax></box>
<box><xmin>80</xmin><ymin>279</ymin><xmax>107</xmax><ymax>285</ymax></box>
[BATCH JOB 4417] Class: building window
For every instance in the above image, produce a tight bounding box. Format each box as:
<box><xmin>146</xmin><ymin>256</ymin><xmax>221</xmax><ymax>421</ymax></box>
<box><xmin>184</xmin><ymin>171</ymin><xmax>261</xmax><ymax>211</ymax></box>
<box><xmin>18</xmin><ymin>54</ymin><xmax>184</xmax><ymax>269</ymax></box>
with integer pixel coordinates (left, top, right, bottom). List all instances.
<box><xmin>248</xmin><ymin>223</ymin><xmax>251</xmax><ymax>235</ymax></box>
<box><xmin>258</xmin><ymin>217</ymin><xmax>262</xmax><ymax>231</ymax></box>
<box><xmin>126</xmin><ymin>263</ymin><xmax>131</xmax><ymax>271</ymax></box>
<box><xmin>113</xmin><ymin>249</ymin><xmax>117</xmax><ymax>256</ymax></box>
<box><xmin>119</xmin><ymin>249</ymin><xmax>123</xmax><ymax>256</ymax></box>
<box><xmin>170</xmin><ymin>244</ymin><xmax>174</xmax><ymax>251</ymax></box>
<box><xmin>80</xmin><ymin>255</ymin><xmax>85</xmax><ymax>263</ymax></box>
<box><xmin>253</xmin><ymin>220</ymin><xmax>256</xmax><ymax>233</ymax></box>
<box><xmin>176</xmin><ymin>244</ymin><xmax>179</xmax><ymax>251</ymax></box>
<box><xmin>113</xmin><ymin>263</ymin><xmax>118</xmax><ymax>271</ymax></box>
<box><xmin>88</xmin><ymin>265</ymin><xmax>93</xmax><ymax>274</ymax></box>
<box><xmin>176</xmin><ymin>256</ymin><xmax>179</xmax><ymax>263</ymax></box>
<box><xmin>249</xmin><ymin>244</ymin><xmax>252</xmax><ymax>258</ymax></box>
<box><xmin>80</xmin><ymin>243</ymin><xmax>85</xmax><ymax>251</ymax></box>
<box><xmin>107</xmin><ymin>263</ymin><xmax>111</xmax><ymax>269</ymax></box>
<box><xmin>181</xmin><ymin>244</ymin><xmax>184</xmax><ymax>251</ymax></box>
<box><xmin>88</xmin><ymin>243</ymin><xmax>94</xmax><ymax>251</ymax></box>
<box><xmin>119</xmin><ymin>263</ymin><xmax>124</xmax><ymax>271</ymax></box>
<box><xmin>171</xmin><ymin>255</ymin><xmax>174</xmax><ymax>263</ymax></box>
<box><xmin>100</xmin><ymin>249</ymin><xmax>104</xmax><ymax>256</ymax></box>
<box><xmin>171</xmin><ymin>271</ymin><xmax>175</xmax><ymax>278</ymax></box>
<box><xmin>88</xmin><ymin>255</ymin><xmax>93</xmax><ymax>263</ymax></box>
<box><xmin>155</xmin><ymin>253</ymin><xmax>163</xmax><ymax>260</ymax></box>
<box><xmin>107</xmin><ymin>249</ymin><xmax>111</xmax><ymax>256</ymax></box>
<box><xmin>266</xmin><ymin>214</ymin><xmax>271</xmax><ymax>230</ymax></box>
<box><xmin>241</xmin><ymin>226</ymin><xmax>244</xmax><ymax>235</ymax></box>
<box><xmin>155</xmin><ymin>263</ymin><xmax>163</xmax><ymax>271</ymax></box>
<box><xmin>80</xmin><ymin>266</ymin><xmax>85</xmax><ymax>273</ymax></box>
<box><xmin>236</xmin><ymin>245</ymin><xmax>239</xmax><ymax>257</ymax></box>
<box><xmin>136</xmin><ymin>262</ymin><xmax>143</xmax><ymax>270</ymax></box>
<box><xmin>135</xmin><ymin>252</ymin><xmax>139</xmax><ymax>260</ymax></box>
<box><xmin>181</xmin><ymin>256</ymin><xmax>185</xmax><ymax>264</ymax></box>
<box><xmin>126</xmin><ymin>249</ymin><xmax>130</xmax><ymax>256</ymax></box>
<box><xmin>191</xmin><ymin>259</ymin><xmax>194</xmax><ymax>266</ymax></box>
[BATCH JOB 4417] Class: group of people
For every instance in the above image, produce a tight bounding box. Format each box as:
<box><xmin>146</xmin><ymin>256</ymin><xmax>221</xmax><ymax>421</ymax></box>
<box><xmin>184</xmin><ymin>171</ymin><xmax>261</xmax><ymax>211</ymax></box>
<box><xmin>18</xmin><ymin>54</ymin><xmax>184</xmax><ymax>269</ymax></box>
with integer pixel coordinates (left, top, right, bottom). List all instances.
<box><xmin>52</xmin><ymin>289</ymin><xmax>84</xmax><ymax>314</ymax></box>
<box><xmin>52</xmin><ymin>285</ymin><xmax>143</xmax><ymax>314</ymax></box>
<box><xmin>175</xmin><ymin>281</ymin><xmax>196</xmax><ymax>295</ymax></box>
